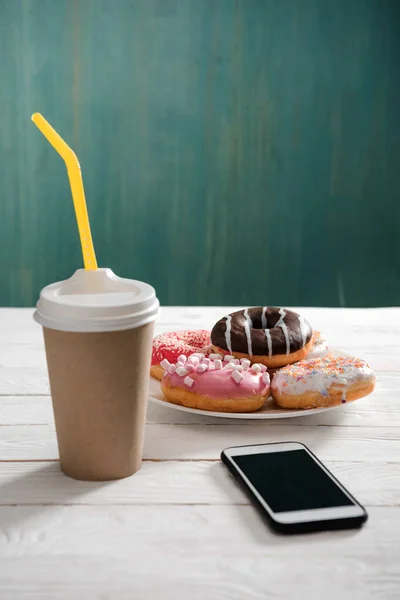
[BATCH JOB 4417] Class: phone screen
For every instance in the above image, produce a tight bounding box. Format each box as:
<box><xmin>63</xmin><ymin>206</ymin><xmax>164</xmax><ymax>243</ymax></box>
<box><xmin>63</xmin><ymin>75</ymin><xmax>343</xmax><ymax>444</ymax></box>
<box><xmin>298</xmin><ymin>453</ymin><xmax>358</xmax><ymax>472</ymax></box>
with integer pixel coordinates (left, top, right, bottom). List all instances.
<box><xmin>232</xmin><ymin>449</ymin><xmax>355</xmax><ymax>513</ymax></box>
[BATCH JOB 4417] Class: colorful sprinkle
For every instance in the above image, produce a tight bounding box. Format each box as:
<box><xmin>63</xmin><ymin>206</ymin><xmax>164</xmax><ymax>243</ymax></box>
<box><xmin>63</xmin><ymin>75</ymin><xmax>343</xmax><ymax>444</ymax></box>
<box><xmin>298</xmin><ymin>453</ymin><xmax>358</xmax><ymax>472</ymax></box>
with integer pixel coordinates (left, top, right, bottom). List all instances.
<box><xmin>276</xmin><ymin>356</ymin><xmax>370</xmax><ymax>380</ymax></box>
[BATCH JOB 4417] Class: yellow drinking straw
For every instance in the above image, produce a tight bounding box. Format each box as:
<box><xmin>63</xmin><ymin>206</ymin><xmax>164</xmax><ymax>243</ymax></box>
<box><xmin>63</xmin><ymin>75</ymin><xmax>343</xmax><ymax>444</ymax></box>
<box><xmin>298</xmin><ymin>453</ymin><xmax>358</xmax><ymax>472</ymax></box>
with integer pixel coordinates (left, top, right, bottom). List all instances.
<box><xmin>31</xmin><ymin>113</ymin><xmax>98</xmax><ymax>271</ymax></box>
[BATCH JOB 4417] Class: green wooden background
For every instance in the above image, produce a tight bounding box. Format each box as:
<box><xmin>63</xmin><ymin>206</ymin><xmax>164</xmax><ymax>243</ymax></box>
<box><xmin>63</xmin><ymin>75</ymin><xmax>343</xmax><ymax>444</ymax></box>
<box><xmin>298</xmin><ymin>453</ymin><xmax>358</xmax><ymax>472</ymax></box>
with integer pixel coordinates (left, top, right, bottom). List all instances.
<box><xmin>0</xmin><ymin>0</ymin><xmax>399</xmax><ymax>307</ymax></box>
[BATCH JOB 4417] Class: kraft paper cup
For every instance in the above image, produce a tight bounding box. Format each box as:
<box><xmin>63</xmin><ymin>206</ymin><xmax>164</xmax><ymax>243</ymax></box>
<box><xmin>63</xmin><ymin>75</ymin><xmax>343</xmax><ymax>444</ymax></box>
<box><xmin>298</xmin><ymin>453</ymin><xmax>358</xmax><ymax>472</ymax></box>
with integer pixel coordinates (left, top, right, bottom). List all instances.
<box><xmin>34</xmin><ymin>269</ymin><xmax>159</xmax><ymax>481</ymax></box>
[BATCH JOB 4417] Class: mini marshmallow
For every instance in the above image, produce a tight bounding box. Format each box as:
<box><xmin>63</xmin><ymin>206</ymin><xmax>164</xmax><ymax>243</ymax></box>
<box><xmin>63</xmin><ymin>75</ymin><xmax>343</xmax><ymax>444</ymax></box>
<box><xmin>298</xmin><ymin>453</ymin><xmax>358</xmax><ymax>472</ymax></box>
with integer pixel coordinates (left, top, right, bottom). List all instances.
<box><xmin>191</xmin><ymin>353</ymin><xmax>204</xmax><ymax>359</ymax></box>
<box><xmin>208</xmin><ymin>363</ymin><xmax>215</xmax><ymax>370</ymax></box>
<box><xmin>214</xmin><ymin>359</ymin><xmax>223</xmax><ymax>370</ymax></box>
<box><xmin>232</xmin><ymin>364</ymin><xmax>243</xmax><ymax>372</ymax></box>
<box><xmin>223</xmin><ymin>355</ymin><xmax>236</xmax><ymax>362</ymax></box>
<box><xmin>176</xmin><ymin>367</ymin><xmax>188</xmax><ymax>377</ymax></box>
<box><xmin>209</xmin><ymin>353</ymin><xmax>222</xmax><ymax>360</ymax></box>
<box><xmin>168</xmin><ymin>364</ymin><xmax>176</xmax><ymax>374</ymax></box>
<box><xmin>260</xmin><ymin>364</ymin><xmax>267</xmax><ymax>373</ymax></box>
<box><xmin>262</xmin><ymin>372</ymin><xmax>270</xmax><ymax>384</ymax></box>
<box><xmin>233</xmin><ymin>359</ymin><xmax>240</xmax><ymax>365</ymax></box>
<box><xmin>160</xmin><ymin>358</ymin><xmax>170</xmax><ymax>371</ymax></box>
<box><xmin>177</xmin><ymin>355</ymin><xmax>187</xmax><ymax>364</ymax></box>
<box><xmin>187</xmin><ymin>356</ymin><xmax>200</xmax><ymax>366</ymax></box>
<box><xmin>202</xmin><ymin>358</ymin><xmax>211</xmax><ymax>365</ymax></box>
<box><xmin>196</xmin><ymin>364</ymin><xmax>207</xmax><ymax>373</ymax></box>
<box><xmin>184</xmin><ymin>376</ymin><xmax>194</xmax><ymax>387</ymax></box>
<box><xmin>223</xmin><ymin>362</ymin><xmax>235</xmax><ymax>370</ymax></box>
<box><xmin>252</xmin><ymin>364</ymin><xmax>261</xmax><ymax>374</ymax></box>
<box><xmin>176</xmin><ymin>361</ymin><xmax>185</xmax><ymax>369</ymax></box>
<box><xmin>231</xmin><ymin>370</ymin><xmax>244</xmax><ymax>384</ymax></box>
<box><xmin>240</xmin><ymin>358</ymin><xmax>251</xmax><ymax>370</ymax></box>
<box><xmin>186</xmin><ymin>364</ymin><xmax>195</xmax><ymax>372</ymax></box>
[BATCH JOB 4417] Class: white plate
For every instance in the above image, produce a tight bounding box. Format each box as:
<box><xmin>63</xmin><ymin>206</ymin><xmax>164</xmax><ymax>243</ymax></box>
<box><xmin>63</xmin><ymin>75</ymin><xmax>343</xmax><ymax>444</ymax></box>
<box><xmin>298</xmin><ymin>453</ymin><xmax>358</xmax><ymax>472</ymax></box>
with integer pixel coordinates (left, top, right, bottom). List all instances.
<box><xmin>148</xmin><ymin>348</ymin><xmax>352</xmax><ymax>419</ymax></box>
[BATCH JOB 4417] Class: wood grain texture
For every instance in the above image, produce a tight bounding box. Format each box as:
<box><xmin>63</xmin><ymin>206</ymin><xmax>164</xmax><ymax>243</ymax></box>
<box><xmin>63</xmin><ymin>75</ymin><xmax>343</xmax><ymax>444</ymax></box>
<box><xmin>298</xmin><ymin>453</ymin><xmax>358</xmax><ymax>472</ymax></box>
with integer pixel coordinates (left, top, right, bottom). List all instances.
<box><xmin>1</xmin><ymin>423</ymin><xmax>400</xmax><ymax>462</ymax></box>
<box><xmin>2</xmin><ymin>390</ymin><xmax>400</xmax><ymax>427</ymax></box>
<box><xmin>0</xmin><ymin>1</ymin><xmax>399</xmax><ymax>307</ymax></box>
<box><xmin>0</xmin><ymin>506</ymin><xmax>399</xmax><ymax>600</ymax></box>
<box><xmin>0</xmin><ymin>460</ymin><xmax>398</xmax><ymax>507</ymax></box>
<box><xmin>1</xmin><ymin>306</ymin><xmax>400</xmax><ymax>365</ymax></box>
<box><xmin>0</xmin><ymin>306</ymin><xmax>400</xmax><ymax>598</ymax></box>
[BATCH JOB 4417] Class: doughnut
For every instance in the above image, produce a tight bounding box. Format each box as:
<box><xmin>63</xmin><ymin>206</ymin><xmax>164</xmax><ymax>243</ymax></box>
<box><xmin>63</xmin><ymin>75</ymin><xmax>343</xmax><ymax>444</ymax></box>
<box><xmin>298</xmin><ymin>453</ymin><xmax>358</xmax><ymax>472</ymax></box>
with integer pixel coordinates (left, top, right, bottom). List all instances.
<box><xmin>211</xmin><ymin>307</ymin><xmax>313</xmax><ymax>369</ymax></box>
<box><xmin>160</xmin><ymin>352</ymin><xmax>270</xmax><ymax>413</ymax></box>
<box><xmin>271</xmin><ymin>356</ymin><xmax>375</xmax><ymax>409</ymax></box>
<box><xmin>304</xmin><ymin>331</ymin><xmax>331</xmax><ymax>360</ymax></box>
<box><xmin>151</xmin><ymin>330</ymin><xmax>212</xmax><ymax>380</ymax></box>
<box><xmin>265</xmin><ymin>331</ymin><xmax>331</xmax><ymax>380</ymax></box>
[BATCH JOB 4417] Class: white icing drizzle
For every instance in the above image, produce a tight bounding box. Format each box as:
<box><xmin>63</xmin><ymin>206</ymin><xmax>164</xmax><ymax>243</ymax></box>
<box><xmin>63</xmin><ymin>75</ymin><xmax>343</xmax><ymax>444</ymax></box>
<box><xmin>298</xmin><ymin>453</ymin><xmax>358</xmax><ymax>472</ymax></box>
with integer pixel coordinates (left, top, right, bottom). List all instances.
<box><xmin>265</xmin><ymin>329</ymin><xmax>273</xmax><ymax>357</ymax></box>
<box><xmin>298</xmin><ymin>314</ymin><xmax>307</xmax><ymax>348</ymax></box>
<box><xmin>275</xmin><ymin>308</ymin><xmax>290</xmax><ymax>355</ymax></box>
<box><xmin>243</xmin><ymin>309</ymin><xmax>253</xmax><ymax>356</ymax></box>
<box><xmin>261</xmin><ymin>307</ymin><xmax>268</xmax><ymax>330</ymax></box>
<box><xmin>225</xmin><ymin>316</ymin><xmax>232</xmax><ymax>353</ymax></box>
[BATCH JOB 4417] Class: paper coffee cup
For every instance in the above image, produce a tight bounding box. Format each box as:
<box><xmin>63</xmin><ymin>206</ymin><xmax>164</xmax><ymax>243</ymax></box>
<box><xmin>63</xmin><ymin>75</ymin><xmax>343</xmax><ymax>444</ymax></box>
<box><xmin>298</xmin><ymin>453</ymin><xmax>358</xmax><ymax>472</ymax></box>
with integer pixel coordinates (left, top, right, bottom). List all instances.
<box><xmin>34</xmin><ymin>268</ymin><xmax>159</xmax><ymax>481</ymax></box>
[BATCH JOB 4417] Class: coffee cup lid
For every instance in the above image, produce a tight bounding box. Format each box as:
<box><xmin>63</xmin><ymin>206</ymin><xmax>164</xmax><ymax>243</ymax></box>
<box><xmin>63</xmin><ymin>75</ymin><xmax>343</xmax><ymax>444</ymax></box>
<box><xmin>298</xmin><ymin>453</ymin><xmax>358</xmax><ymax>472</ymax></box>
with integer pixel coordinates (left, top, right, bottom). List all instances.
<box><xmin>34</xmin><ymin>269</ymin><xmax>159</xmax><ymax>332</ymax></box>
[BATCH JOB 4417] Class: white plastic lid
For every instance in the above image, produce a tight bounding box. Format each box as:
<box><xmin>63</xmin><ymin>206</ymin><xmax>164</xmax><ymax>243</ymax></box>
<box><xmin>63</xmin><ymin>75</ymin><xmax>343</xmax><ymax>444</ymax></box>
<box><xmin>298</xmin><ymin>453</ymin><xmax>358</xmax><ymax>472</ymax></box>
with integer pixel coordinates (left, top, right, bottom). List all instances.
<box><xmin>34</xmin><ymin>268</ymin><xmax>159</xmax><ymax>333</ymax></box>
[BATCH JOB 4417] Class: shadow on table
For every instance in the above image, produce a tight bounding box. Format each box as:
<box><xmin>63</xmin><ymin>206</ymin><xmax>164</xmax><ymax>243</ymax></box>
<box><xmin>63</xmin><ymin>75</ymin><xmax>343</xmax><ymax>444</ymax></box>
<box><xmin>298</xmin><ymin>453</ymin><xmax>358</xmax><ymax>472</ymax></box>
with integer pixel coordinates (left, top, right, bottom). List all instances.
<box><xmin>0</xmin><ymin>462</ymin><xmax>114</xmax><ymax>531</ymax></box>
<box><xmin>207</xmin><ymin>462</ymin><xmax>363</xmax><ymax>545</ymax></box>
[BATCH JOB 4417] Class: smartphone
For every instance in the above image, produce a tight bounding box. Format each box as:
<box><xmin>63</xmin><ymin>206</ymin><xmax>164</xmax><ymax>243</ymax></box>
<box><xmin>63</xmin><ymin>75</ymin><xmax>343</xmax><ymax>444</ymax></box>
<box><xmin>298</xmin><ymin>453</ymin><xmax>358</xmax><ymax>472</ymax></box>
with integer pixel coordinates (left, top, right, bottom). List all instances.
<box><xmin>221</xmin><ymin>442</ymin><xmax>368</xmax><ymax>534</ymax></box>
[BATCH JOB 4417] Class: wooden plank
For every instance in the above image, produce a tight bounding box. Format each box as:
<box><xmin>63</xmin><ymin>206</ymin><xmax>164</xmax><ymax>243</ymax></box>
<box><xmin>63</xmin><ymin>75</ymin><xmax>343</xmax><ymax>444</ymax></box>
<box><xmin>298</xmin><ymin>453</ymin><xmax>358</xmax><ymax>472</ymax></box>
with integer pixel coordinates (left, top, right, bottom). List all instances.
<box><xmin>0</xmin><ymin>506</ymin><xmax>398</xmax><ymax>600</ymax></box>
<box><xmin>1</xmin><ymin>307</ymin><xmax>400</xmax><ymax>333</ymax></box>
<box><xmin>0</xmin><ymin>306</ymin><xmax>391</xmax><ymax>328</ymax></box>
<box><xmin>146</xmin><ymin>384</ymin><xmax>400</xmax><ymax>427</ymax></box>
<box><xmin>3</xmin><ymin>360</ymin><xmax>395</xmax><ymax>395</ymax></box>
<box><xmin>0</xmin><ymin>359</ymin><xmax>397</xmax><ymax>396</ymax></box>
<box><xmin>1</xmin><ymin>423</ymin><xmax>399</xmax><ymax>462</ymax></box>
<box><xmin>1</xmin><ymin>385</ymin><xmax>400</xmax><ymax>427</ymax></box>
<box><xmin>1</xmin><ymin>336</ymin><xmax>399</xmax><ymax>372</ymax></box>
<box><xmin>1</xmin><ymin>307</ymin><xmax>399</xmax><ymax>374</ymax></box>
<box><xmin>0</xmin><ymin>460</ymin><xmax>398</xmax><ymax>508</ymax></box>
<box><xmin>0</xmin><ymin>397</ymin><xmax>53</xmax><ymax>425</ymax></box>
<box><xmin>0</xmin><ymin>368</ymin><xmax>50</xmax><ymax>396</ymax></box>
<box><xmin>0</xmin><ymin>329</ymin><xmax>397</xmax><ymax>390</ymax></box>
<box><xmin>0</xmin><ymin>344</ymin><xmax>47</xmax><ymax>369</ymax></box>
<box><xmin>0</xmin><ymin>309</ymin><xmax>399</xmax><ymax>375</ymax></box>
<box><xmin>1</xmin><ymin>337</ymin><xmax>398</xmax><ymax>372</ymax></box>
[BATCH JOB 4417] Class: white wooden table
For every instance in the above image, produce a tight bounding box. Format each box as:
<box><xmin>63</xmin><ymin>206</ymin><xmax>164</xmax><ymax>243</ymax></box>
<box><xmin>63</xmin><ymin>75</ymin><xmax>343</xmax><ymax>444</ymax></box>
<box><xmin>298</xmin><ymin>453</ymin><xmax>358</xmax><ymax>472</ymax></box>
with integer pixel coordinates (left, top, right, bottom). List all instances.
<box><xmin>0</xmin><ymin>307</ymin><xmax>399</xmax><ymax>600</ymax></box>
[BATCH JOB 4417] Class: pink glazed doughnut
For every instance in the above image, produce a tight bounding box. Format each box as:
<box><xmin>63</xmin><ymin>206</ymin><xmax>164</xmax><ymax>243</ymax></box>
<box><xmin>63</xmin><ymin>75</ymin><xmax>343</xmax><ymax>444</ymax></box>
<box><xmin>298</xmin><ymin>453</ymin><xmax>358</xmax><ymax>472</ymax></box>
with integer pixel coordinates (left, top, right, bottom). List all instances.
<box><xmin>160</xmin><ymin>352</ymin><xmax>270</xmax><ymax>413</ymax></box>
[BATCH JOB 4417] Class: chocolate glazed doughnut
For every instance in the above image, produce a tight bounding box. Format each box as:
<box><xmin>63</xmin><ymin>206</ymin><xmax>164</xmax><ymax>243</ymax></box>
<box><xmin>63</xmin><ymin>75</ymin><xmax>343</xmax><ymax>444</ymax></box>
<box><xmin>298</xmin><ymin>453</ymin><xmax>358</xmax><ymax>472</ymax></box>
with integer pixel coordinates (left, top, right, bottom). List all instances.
<box><xmin>211</xmin><ymin>307</ymin><xmax>313</xmax><ymax>368</ymax></box>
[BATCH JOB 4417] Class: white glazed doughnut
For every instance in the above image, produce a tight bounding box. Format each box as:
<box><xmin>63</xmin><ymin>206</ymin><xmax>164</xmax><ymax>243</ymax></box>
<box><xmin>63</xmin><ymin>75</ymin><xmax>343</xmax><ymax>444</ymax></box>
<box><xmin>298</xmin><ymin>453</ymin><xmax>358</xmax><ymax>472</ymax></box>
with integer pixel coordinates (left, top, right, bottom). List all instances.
<box><xmin>271</xmin><ymin>356</ymin><xmax>375</xmax><ymax>409</ymax></box>
<box><xmin>304</xmin><ymin>331</ymin><xmax>331</xmax><ymax>360</ymax></box>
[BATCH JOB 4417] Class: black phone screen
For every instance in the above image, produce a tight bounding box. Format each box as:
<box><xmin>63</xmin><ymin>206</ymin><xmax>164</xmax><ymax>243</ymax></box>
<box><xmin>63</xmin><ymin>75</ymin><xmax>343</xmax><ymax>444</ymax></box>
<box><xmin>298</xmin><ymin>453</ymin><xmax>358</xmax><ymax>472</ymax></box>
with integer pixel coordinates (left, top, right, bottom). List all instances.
<box><xmin>233</xmin><ymin>449</ymin><xmax>355</xmax><ymax>513</ymax></box>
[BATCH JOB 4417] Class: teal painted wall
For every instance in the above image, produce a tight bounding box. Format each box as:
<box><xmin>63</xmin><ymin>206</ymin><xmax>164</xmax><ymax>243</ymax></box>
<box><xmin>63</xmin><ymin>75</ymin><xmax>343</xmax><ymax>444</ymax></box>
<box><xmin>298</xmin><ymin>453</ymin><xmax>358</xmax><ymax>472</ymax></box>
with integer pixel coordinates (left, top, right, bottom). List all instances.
<box><xmin>0</xmin><ymin>0</ymin><xmax>399</xmax><ymax>307</ymax></box>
